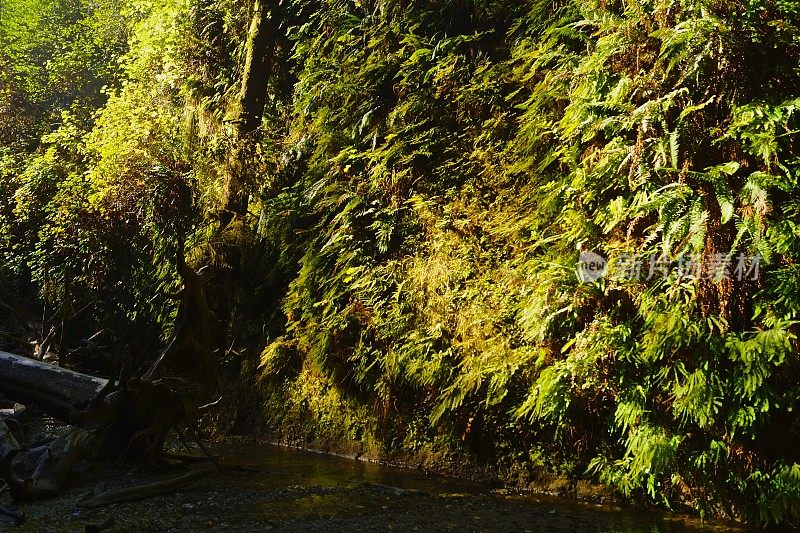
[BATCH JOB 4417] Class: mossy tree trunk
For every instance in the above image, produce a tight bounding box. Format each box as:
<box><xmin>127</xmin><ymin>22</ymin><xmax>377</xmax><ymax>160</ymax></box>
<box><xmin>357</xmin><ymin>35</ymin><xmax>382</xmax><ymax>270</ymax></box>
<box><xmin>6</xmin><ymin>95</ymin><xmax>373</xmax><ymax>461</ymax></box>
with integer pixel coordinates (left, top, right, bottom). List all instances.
<box><xmin>221</xmin><ymin>0</ymin><xmax>278</xmax><ymax>226</ymax></box>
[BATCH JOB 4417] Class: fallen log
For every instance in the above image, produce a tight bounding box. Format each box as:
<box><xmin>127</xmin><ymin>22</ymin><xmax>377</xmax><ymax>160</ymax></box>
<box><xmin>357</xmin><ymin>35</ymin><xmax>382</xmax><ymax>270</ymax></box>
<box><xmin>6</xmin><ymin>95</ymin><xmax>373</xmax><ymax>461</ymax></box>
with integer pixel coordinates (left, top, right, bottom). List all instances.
<box><xmin>0</xmin><ymin>354</ymin><xmax>205</xmax><ymax>502</ymax></box>
<box><xmin>0</xmin><ymin>250</ymin><xmax>220</xmax><ymax>504</ymax></box>
<box><xmin>77</xmin><ymin>468</ymin><xmax>213</xmax><ymax>509</ymax></box>
<box><xmin>0</xmin><ymin>351</ymin><xmax>108</xmax><ymax>422</ymax></box>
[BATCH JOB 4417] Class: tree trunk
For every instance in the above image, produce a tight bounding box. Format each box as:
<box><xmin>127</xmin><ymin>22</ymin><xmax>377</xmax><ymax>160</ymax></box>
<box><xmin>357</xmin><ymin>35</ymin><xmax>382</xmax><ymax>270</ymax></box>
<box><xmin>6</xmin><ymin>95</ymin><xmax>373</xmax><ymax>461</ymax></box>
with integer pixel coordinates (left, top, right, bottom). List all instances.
<box><xmin>0</xmin><ymin>350</ymin><xmax>107</xmax><ymax>423</ymax></box>
<box><xmin>221</xmin><ymin>0</ymin><xmax>278</xmax><ymax>225</ymax></box>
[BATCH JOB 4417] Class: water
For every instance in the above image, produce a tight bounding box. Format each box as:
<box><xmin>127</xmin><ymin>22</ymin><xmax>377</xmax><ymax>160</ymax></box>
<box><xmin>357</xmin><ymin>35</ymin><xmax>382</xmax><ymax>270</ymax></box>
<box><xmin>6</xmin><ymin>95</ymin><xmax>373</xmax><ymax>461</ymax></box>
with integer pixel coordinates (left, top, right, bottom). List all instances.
<box><xmin>15</xmin><ymin>441</ymin><xmax>748</xmax><ymax>532</ymax></box>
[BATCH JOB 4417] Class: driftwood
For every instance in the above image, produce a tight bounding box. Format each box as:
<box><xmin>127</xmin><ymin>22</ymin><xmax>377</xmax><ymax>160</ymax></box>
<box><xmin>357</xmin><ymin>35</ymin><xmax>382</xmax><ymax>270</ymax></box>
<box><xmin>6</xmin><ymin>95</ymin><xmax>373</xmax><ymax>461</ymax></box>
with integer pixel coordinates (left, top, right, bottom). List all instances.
<box><xmin>0</xmin><ymin>350</ymin><xmax>107</xmax><ymax>422</ymax></box>
<box><xmin>18</xmin><ymin>428</ymin><xmax>101</xmax><ymax>500</ymax></box>
<box><xmin>143</xmin><ymin>248</ymin><xmax>218</xmax><ymax>390</ymax></box>
<box><xmin>0</xmin><ymin>247</ymin><xmax>221</xmax><ymax>507</ymax></box>
<box><xmin>0</xmin><ymin>368</ymin><xmax>208</xmax><ymax>502</ymax></box>
<box><xmin>77</xmin><ymin>468</ymin><xmax>213</xmax><ymax>509</ymax></box>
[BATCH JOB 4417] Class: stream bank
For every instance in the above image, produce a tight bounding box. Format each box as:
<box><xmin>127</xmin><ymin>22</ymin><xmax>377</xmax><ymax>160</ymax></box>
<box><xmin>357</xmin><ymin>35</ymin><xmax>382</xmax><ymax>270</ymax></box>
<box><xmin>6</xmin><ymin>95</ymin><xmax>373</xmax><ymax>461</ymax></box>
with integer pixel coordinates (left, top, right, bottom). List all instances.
<box><xmin>8</xmin><ymin>441</ymin><xmax>747</xmax><ymax>532</ymax></box>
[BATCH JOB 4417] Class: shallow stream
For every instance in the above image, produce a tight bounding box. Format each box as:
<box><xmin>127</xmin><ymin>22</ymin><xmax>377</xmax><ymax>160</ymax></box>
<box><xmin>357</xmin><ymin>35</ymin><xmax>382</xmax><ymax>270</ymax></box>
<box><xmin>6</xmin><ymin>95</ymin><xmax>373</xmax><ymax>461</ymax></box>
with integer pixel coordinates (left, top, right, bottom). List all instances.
<box><xmin>11</xmin><ymin>442</ymin><xmax>746</xmax><ymax>532</ymax></box>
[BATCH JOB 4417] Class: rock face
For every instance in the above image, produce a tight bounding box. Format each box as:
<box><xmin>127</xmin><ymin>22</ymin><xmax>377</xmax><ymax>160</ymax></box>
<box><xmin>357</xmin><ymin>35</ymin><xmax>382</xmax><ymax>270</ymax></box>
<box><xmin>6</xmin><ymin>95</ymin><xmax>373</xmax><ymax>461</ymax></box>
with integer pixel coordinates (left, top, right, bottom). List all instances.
<box><xmin>0</xmin><ymin>350</ymin><xmax>108</xmax><ymax>422</ymax></box>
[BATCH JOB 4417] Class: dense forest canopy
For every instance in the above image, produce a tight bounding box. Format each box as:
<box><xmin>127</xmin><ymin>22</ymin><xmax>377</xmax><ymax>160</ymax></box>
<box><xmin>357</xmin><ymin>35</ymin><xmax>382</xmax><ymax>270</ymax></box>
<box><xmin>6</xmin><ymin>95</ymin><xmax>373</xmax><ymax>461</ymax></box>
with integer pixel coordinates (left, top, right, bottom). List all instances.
<box><xmin>2</xmin><ymin>0</ymin><xmax>800</xmax><ymax>526</ymax></box>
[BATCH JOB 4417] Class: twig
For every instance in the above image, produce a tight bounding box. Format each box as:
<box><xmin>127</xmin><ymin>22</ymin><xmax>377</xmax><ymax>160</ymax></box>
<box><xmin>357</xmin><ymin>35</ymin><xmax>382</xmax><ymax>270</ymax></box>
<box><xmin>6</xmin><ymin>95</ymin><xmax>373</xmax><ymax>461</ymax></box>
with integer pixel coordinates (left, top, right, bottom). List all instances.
<box><xmin>0</xmin><ymin>285</ymin><xmax>33</xmax><ymax>333</ymax></box>
<box><xmin>0</xmin><ymin>332</ymin><xmax>31</xmax><ymax>352</ymax></box>
<box><xmin>198</xmin><ymin>396</ymin><xmax>222</xmax><ymax>411</ymax></box>
<box><xmin>35</xmin><ymin>326</ymin><xmax>56</xmax><ymax>361</ymax></box>
<box><xmin>174</xmin><ymin>428</ymin><xmax>195</xmax><ymax>454</ymax></box>
<box><xmin>161</xmin><ymin>453</ymin><xmax>263</xmax><ymax>473</ymax></box>
<box><xmin>188</xmin><ymin>430</ymin><xmax>222</xmax><ymax>473</ymax></box>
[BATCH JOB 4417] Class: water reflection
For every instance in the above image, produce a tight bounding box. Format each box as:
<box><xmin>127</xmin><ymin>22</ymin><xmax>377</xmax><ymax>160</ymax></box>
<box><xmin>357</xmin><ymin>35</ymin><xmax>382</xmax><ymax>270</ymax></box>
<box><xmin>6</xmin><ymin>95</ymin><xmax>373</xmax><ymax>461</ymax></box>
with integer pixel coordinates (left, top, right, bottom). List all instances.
<box><xmin>206</xmin><ymin>442</ymin><xmax>746</xmax><ymax>533</ymax></box>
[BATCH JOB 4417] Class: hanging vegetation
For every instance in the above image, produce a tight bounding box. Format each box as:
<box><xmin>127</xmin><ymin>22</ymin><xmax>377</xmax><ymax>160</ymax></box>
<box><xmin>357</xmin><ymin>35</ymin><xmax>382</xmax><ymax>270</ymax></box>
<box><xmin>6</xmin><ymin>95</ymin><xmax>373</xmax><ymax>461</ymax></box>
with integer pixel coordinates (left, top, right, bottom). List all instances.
<box><xmin>1</xmin><ymin>0</ymin><xmax>800</xmax><ymax>526</ymax></box>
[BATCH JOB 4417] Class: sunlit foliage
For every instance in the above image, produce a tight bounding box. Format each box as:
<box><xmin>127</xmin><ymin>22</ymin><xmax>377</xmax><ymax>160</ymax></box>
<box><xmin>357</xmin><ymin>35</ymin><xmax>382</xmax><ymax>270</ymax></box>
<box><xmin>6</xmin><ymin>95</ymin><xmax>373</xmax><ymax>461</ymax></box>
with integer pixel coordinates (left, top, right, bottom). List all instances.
<box><xmin>2</xmin><ymin>0</ymin><xmax>800</xmax><ymax>525</ymax></box>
